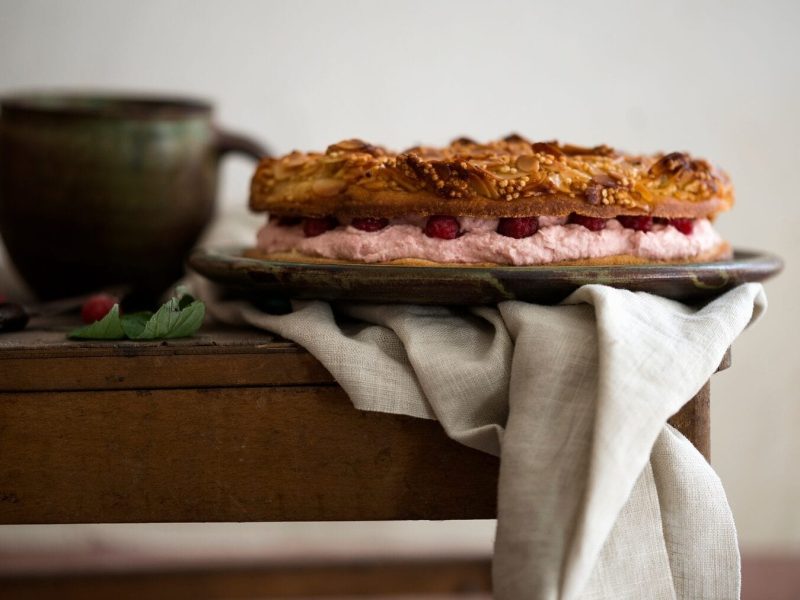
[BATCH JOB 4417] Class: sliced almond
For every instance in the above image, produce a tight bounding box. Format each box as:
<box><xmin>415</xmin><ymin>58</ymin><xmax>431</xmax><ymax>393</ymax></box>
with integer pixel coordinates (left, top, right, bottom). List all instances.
<box><xmin>531</xmin><ymin>142</ymin><xmax>564</xmax><ymax>158</ymax></box>
<box><xmin>283</xmin><ymin>152</ymin><xmax>307</xmax><ymax>168</ymax></box>
<box><xmin>328</xmin><ymin>138</ymin><xmax>380</xmax><ymax>154</ymax></box>
<box><xmin>515</xmin><ymin>155</ymin><xmax>539</xmax><ymax>173</ymax></box>
<box><xmin>312</xmin><ymin>178</ymin><xmax>346</xmax><ymax>197</ymax></box>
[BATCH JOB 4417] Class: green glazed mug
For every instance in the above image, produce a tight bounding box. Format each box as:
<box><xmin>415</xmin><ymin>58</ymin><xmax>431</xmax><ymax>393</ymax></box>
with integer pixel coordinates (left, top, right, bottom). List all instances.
<box><xmin>0</xmin><ymin>93</ymin><xmax>268</xmax><ymax>299</ymax></box>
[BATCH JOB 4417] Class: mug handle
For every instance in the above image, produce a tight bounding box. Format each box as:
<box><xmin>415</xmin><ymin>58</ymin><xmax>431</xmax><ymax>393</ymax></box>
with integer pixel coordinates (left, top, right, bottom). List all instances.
<box><xmin>215</xmin><ymin>128</ymin><xmax>271</xmax><ymax>160</ymax></box>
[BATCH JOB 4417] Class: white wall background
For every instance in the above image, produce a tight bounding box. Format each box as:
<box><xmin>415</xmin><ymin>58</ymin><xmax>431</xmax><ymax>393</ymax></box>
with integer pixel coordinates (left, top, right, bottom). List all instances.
<box><xmin>0</xmin><ymin>0</ymin><xmax>797</xmax><ymax>552</ymax></box>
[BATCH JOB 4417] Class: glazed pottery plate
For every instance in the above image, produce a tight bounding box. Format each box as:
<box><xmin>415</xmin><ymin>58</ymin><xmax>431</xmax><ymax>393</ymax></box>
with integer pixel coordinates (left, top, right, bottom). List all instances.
<box><xmin>188</xmin><ymin>247</ymin><xmax>783</xmax><ymax>305</ymax></box>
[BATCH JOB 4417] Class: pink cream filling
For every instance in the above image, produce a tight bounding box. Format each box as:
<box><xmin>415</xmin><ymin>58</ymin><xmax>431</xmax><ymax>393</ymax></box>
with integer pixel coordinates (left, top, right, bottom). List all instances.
<box><xmin>256</xmin><ymin>216</ymin><xmax>722</xmax><ymax>265</ymax></box>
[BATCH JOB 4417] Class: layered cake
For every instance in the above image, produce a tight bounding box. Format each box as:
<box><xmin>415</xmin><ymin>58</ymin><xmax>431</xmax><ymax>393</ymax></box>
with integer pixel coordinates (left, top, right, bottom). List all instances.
<box><xmin>249</xmin><ymin>136</ymin><xmax>733</xmax><ymax>266</ymax></box>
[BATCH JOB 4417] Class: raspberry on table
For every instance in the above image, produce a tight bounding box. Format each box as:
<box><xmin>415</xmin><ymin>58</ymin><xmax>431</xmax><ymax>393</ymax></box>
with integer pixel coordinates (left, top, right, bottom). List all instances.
<box><xmin>81</xmin><ymin>294</ymin><xmax>119</xmax><ymax>324</ymax></box>
<box><xmin>424</xmin><ymin>216</ymin><xmax>461</xmax><ymax>240</ymax></box>
<box><xmin>568</xmin><ymin>213</ymin><xmax>607</xmax><ymax>231</ymax></box>
<box><xmin>351</xmin><ymin>217</ymin><xmax>389</xmax><ymax>232</ymax></box>
<box><xmin>497</xmin><ymin>217</ymin><xmax>539</xmax><ymax>239</ymax></box>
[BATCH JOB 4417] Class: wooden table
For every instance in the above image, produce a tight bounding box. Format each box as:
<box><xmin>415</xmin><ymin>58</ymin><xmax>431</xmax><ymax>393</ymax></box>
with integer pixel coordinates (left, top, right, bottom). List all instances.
<box><xmin>0</xmin><ymin>317</ymin><xmax>726</xmax><ymax>597</ymax></box>
<box><xmin>0</xmin><ymin>317</ymin><xmax>722</xmax><ymax>525</ymax></box>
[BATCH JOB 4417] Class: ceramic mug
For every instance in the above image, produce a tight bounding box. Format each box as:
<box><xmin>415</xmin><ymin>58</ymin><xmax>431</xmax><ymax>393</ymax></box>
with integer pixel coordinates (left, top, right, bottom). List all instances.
<box><xmin>0</xmin><ymin>92</ymin><xmax>268</xmax><ymax>299</ymax></box>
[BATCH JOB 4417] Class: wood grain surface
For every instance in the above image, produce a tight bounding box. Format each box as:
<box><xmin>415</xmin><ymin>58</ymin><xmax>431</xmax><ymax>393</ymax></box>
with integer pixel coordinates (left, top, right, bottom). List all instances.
<box><xmin>0</xmin><ymin>386</ymin><xmax>499</xmax><ymax>523</ymax></box>
<box><xmin>0</xmin><ymin>320</ymin><xmax>725</xmax><ymax>524</ymax></box>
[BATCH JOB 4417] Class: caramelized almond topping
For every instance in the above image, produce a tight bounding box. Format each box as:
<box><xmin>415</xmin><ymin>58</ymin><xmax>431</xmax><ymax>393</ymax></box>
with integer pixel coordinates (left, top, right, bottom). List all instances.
<box><xmin>503</xmin><ymin>133</ymin><xmax>529</xmax><ymax>143</ymax></box>
<box><xmin>649</xmin><ymin>152</ymin><xmax>690</xmax><ymax>177</ymax></box>
<box><xmin>327</xmin><ymin>139</ymin><xmax>383</xmax><ymax>156</ymax></box>
<box><xmin>312</xmin><ymin>178</ymin><xmax>346</xmax><ymax>197</ymax></box>
<box><xmin>252</xmin><ymin>137</ymin><xmax>733</xmax><ymax>216</ymax></box>
<box><xmin>530</xmin><ymin>142</ymin><xmax>565</xmax><ymax>158</ymax></box>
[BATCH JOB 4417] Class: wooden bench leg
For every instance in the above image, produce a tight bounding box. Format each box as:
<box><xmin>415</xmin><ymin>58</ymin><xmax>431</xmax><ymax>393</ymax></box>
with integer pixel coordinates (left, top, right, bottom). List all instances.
<box><xmin>667</xmin><ymin>381</ymin><xmax>711</xmax><ymax>462</ymax></box>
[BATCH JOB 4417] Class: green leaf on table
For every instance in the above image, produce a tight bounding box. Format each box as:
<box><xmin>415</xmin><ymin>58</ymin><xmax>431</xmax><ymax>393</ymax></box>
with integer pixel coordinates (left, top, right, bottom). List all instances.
<box><xmin>133</xmin><ymin>293</ymin><xmax>205</xmax><ymax>340</ymax></box>
<box><xmin>120</xmin><ymin>311</ymin><xmax>152</xmax><ymax>339</ymax></box>
<box><xmin>68</xmin><ymin>304</ymin><xmax>126</xmax><ymax>340</ymax></box>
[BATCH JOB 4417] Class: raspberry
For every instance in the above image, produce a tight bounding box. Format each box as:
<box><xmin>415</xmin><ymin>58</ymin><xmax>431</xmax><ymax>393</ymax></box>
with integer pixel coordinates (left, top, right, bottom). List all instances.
<box><xmin>617</xmin><ymin>215</ymin><xmax>653</xmax><ymax>232</ymax></box>
<box><xmin>669</xmin><ymin>218</ymin><xmax>694</xmax><ymax>235</ymax></box>
<box><xmin>497</xmin><ymin>217</ymin><xmax>539</xmax><ymax>238</ymax></box>
<box><xmin>653</xmin><ymin>217</ymin><xmax>694</xmax><ymax>234</ymax></box>
<box><xmin>424</xmin><ymin>215</ymin><xmax>460</xmax><ymax>239</ymax></box>
<box><xmin>303</xmin><ymin>216</ymin><xmax>338</xmax><ymax>237</ymax></box>
<box><xmin>81</xmin><ymin>293</ymin><xmax>119</xmax><ymax>324</ymax></box>
<box><xmin>568</xmin><ymin>213</ymin><xmax>607</xmax><ymax>231</ymax></box>
<box><xmin>276</xmin><ymin>216</ymin><xmax>302</xmax><ymax>226</ymax></box>
<box><xmin>351</xmin><ymin>217</ymin><xmax>389</xmax><ymax>232</ymax></box>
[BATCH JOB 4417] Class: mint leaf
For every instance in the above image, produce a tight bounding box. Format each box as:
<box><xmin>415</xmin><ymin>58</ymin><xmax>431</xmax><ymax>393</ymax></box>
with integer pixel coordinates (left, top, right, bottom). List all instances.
<box><xmin>68</xmin><ymin>304</ymin><xmax>126</xmax><ymax>340</ymax></box>
<box><xmin>120</xmin><ymin>311</ymin><xmax>152</xmax><ymax>339</ymax></box>
<box><xmin>133</xmin><ymin>295</ymin><xmax>205</xmax><ymax>340</ymax></box>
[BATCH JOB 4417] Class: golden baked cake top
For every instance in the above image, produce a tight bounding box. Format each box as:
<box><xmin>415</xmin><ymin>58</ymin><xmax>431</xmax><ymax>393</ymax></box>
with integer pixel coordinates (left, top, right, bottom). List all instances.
<box><xmin>250</xmin><ymin>135</ymin><xmax>733</xmax><ymax>220</ymax></box>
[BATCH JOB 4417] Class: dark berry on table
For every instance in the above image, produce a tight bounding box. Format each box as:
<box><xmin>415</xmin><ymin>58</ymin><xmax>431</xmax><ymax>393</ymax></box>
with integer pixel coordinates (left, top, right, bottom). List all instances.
<box><xmin>0</xmin><ymin>302</ymin><xmax>29</xmax><ymax>332</ymax></box>
<box><xmin>568</xmin><ymin>213</ymin><xmax>607</xmax><ymax>231</ymax></box>
<box><xmin>497</xmin><ymin>217</ymin><xmax>539</xmax><ymax>239</ymax></box>
<box><xmin>276</xmin><ymin>216</ymin><xmax>302</xmax><ymax>226</ymax></box>
<box><xmin>303</xmin><ymin>216</ymin><xmax>338</xmax><ymax>237</ymax></box>
<box><xmin>81</xmin><ymin>294</ymin><xmax>119</xmax><ymax>324</ymax></box>
<box><xmin>424</xmin><ymin>216</ymin><xmax>461</xmax><ymax>240</ymax></box>
<box><xmin>668</xmin><ymin>218</ymin><xmax>694</xmax><ymax>235</ymax></box>
<box><xmin>351</xmin><ymin>217</ymin><xmax>389</xmax><ymax>232</ymax></box>
<box><xmin>617</xmin><ymin>215</ymin><xmax>653</xmax><ymax>232</ymax></box>
<box><xmin>653</xmin><ymin>217</ymin><xmax>669</xmax><ymax>225</ymax></box>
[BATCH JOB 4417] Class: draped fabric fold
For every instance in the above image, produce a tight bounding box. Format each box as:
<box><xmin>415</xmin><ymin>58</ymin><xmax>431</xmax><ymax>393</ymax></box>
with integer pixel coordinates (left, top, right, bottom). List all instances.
<box><xmin>193</xmin><ymin>275</ymin><xmax>764</xmax><ymax>599</ymax></box>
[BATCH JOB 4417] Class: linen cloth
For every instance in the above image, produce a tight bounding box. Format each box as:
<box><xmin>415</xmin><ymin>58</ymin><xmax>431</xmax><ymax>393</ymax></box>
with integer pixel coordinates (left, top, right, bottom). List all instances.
<box><xmin>191</xmin><ymin>268</ymin><xmax>765</xmax><ymax>599</ymax></box>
